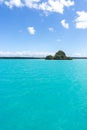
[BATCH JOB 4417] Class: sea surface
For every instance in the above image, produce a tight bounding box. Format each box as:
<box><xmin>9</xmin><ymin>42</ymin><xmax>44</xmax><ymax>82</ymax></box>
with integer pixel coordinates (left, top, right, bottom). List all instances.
<box><xmin>0</xmin><ymin>59</ymin><xmax>87</xmax><ymax>130</ymax></box>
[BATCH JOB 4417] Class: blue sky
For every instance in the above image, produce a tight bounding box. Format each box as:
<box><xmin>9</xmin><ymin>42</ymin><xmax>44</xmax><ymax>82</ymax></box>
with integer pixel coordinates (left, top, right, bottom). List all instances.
<box><xmin>0</xmin><ymin>0</ymin><xmax>87</xmax><ymax>57</ymax></box>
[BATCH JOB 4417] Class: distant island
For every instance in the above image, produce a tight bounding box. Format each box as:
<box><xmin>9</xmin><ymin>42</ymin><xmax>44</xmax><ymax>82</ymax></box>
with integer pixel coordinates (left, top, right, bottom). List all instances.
<box><xmin>45</xmin><ymin>50</ymin><xmax>72</xmax><ymax>60</ymax></box>
<box><xmin>0</xmin><ymin>50</ymin><xmax>87</xmax><ymax>60</ymax></box>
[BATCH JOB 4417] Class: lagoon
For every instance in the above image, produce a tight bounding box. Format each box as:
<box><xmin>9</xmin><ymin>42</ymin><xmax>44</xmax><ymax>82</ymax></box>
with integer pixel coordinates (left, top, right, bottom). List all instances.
<box><xmin>0</xmin><ymin>59</ymin><xmax>87</xmax><ymax>130</ymax></box>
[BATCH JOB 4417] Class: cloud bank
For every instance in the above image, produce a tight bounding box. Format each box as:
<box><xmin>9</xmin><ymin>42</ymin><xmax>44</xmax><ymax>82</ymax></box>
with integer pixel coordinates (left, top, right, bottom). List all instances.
<box><xmin>0</xmin><ymin>51</ymin><xmax>54</xmax><ymax>57</ymax></box>
<box><xmin>1</xmin><ymin>0</ymin><xmax>74</xmax><ymax>14</ymax></box>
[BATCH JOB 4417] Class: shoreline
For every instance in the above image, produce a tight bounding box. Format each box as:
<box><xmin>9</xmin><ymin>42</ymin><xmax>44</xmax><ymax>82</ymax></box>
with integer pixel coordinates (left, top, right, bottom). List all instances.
<box><xmin>0</xmin><ymin>57</ymin><xmax>45</xmax><ymax>59</ymax></box>
<box><xmin>0</xmin><ymin>57</ymin><xmax>87</xmax><ymax>59</ymax></box>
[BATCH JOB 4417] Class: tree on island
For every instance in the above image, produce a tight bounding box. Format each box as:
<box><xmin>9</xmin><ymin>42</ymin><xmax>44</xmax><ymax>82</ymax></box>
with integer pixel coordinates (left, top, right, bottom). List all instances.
<box><xmin>45</xmin><ymin>55</ymin><xmax>54</xmax><ymax>60</ymax></box>
<box><xmin>54</xmin><ymin>50</ymin><xmax>66</xmax><ymax>60</ymax></box>
<box><xmin>45</xmin><ymin>50</ymin><xmax>72</xmax><ymax>60</ymax></box>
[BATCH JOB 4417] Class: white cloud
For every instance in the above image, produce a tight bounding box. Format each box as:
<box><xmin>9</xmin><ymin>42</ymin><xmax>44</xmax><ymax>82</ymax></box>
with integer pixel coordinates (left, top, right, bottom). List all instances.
<box><xmin>75</xmin><ymin>11</ymin><xmax>87</xmax><ymax>29</ymax></box>
<box><xmin>24</xmin><ymin>0</ymin><xmax>40</xmax><ymax>9</ymax></box>
<box><xmin>61</xmin><ymin>19</ymin><xmax>69</xmax><ymax>29</ymax></box>
<box><xmin>48</xmin><ymin>27</ymin><xmax>54</xmax><ymax>32</ymax></box>
<box><xmin>27</xmin><ymin>26</ymin><xmax>36</xmax><ymax>35</ymax></box>
<box><xmin>1</xmin><ymin>0</ymin><xmax>74</xmax><ymax>14</ymax></box>
<box><xmin>39</xmin><ymin>0</ymin><xmax>74</xmax><ymax>14</ymax></box>
<box><xmin>4</xmin><ymin>0</ymin><xmax>23</xmax><ymax>8</ymax></box>
<box><xmin>39</xmin><ymin>0</ymin><xmax>64</xmax><ymax>14</ymax></box>
<box><xmin>61</xmin><ymin>0</ymin><xmax>74</xmax><ymax>7</ymax></box>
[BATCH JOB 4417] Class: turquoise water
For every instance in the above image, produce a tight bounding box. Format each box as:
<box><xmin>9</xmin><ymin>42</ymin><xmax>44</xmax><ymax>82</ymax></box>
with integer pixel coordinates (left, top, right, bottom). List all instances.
<box><xmin>0</xmin><ymin>59</ymin><xmax>87</xmax><ymax>130</ymax></box>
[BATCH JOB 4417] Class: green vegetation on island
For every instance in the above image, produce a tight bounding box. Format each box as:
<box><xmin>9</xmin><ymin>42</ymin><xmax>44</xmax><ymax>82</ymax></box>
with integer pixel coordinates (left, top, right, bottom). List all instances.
<box><xmin>45</xmin><ymin>50</ymin><xmax>72</xmax><ymax>60</ymax></box>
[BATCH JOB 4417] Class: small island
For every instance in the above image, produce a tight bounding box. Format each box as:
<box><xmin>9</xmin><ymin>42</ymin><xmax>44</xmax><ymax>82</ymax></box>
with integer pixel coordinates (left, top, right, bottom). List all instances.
<box><xmin>45</xmin><ymin>50</ymin><xmax>72</xmax><ymax>60</ymax></box>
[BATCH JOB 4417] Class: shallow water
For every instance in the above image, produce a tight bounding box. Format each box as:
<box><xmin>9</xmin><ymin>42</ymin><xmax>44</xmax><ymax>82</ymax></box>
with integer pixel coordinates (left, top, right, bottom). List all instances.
<box><xmin>0</xmin><ymin>59</ymin><xmax>87</xmax><ymax>130</ymax></box>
